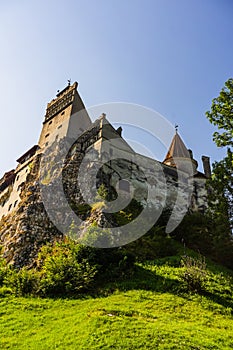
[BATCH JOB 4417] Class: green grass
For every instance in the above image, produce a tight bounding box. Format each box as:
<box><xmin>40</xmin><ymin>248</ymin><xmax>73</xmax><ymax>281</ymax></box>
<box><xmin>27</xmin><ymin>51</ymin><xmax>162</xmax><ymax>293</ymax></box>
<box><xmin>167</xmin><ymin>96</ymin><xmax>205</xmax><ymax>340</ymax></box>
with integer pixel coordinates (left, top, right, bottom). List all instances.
<box><xmin>1</xmin><ymin>257</ymin><xmax>233</xmax><ymax>349</ymax></box>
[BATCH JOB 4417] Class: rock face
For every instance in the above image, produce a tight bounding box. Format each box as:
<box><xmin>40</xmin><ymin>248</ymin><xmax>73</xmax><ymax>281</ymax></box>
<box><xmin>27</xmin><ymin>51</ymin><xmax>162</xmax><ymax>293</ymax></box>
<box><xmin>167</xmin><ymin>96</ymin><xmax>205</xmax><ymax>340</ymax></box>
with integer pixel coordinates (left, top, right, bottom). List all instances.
<box><xmin>0</xmin><ymin>155</ymin><xmax>60</xmax><ymax>267</ymax></box>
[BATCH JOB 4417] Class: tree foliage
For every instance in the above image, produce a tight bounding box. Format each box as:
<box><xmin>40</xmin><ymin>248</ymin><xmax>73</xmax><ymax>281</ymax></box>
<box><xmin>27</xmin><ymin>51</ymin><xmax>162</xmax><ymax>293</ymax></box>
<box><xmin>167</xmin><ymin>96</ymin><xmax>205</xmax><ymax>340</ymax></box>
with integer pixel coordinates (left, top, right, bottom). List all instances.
<box><xmin>206</xmin><ymin>78</ymin><xmax>233</xmax><ymax>231</ymax></box>
<box><xmin>209</xmin><ymin>150</ymin><xmax>233</xmax><ymax>228</ymax></box>
<box><xmin>206</xmin><ymin>78</ymin><xmax>233</xmax><ymax>147</ymax></box>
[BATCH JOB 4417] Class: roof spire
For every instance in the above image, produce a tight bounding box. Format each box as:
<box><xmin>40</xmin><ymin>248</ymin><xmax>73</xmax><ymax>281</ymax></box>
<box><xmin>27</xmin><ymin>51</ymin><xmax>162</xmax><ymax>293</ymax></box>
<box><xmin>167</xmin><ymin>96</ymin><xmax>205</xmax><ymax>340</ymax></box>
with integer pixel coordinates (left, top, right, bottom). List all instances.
<box><xmin>175</xmin><ymin>124</ymin><xmax>178</xmax><ymax>133</ymax></box>
<box><xmin>163</xmin><ymin>131</ymin><xmax>190</xmax><ymax>167</ymax></box>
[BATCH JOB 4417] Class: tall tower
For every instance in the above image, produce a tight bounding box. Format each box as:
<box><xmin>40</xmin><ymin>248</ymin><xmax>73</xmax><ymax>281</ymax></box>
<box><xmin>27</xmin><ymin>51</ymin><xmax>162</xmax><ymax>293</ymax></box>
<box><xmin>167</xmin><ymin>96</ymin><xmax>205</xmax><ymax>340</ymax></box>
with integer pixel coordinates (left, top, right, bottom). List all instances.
<box><xmin>38</xmin><ymin>82</ymin><xmax>92</xmax><ymax>149</ymax></box>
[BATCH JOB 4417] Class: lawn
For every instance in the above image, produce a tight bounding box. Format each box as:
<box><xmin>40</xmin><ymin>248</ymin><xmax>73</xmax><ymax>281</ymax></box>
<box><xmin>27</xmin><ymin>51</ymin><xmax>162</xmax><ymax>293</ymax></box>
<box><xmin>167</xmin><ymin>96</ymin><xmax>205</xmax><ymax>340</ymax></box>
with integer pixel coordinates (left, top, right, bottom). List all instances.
<box><xmin>1</xmin><ymin>256</ymin><xmax>233</xmax><ymax>350</ymax></box>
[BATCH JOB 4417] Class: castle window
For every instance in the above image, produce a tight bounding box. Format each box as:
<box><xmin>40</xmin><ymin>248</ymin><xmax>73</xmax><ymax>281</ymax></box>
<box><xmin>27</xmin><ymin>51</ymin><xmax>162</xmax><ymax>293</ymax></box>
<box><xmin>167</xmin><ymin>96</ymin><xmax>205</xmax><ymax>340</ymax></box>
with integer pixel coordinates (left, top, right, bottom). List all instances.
<box><xmin>61</xmin><ymin>111</ymin><xmax>65</xmax><ymax>115</ymax></box>
<box><xmin>14</xmin><ymin>200</ymin><xmax>18</xmax><ymax>207</ymax></box>
<box><xmin>119</xmin><ymin>179</ymin><xmax>130</xmax><ymax>192</ymax></box>
<box><xmin>49</xmin><ymin>120</ymin><xmax>53</xmax><ymax>125</ymax></box>
<box><xmin>57</xmin><ymin>125</ymin><xmax>62</xmax><ymax>129</ymax></box>
<box><xmin>45</xmin><ymin>133</ymin><xmax>50</xmax><ymax>138</ymax></box>
<box><xmin>8</xmin><ymin>204</ymin><xmax>12</xmax><ymax>211</ymax></box>
<box><xmin>16</xmin><ymin>175</ymin><xmax>20</xmax><ymax>181</ymax></box>
<box><xmin>45</xmin><ymin>142</ymin><xmax>49</xmax><ymax>147</ymax></box>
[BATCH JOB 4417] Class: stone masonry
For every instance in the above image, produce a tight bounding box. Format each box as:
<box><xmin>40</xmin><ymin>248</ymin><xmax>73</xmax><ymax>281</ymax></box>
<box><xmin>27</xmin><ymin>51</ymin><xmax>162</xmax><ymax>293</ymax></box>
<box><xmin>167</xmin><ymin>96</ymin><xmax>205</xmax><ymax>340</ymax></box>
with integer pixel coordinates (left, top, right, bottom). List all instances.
<box><xmin>0</xmin><ymin>82</ymin><xmax>211</xmax><ymax>267</ymax></box>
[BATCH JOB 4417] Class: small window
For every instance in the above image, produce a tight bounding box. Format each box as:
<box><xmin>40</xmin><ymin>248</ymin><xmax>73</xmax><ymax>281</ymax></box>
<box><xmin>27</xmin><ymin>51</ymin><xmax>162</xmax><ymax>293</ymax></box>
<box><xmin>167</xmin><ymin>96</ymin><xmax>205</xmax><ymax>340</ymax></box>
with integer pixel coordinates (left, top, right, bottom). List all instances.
<box><xmin>14</xmin><ymin>200</ymin><xmax>18</xmax><ymax>207</ymax></box>
<box><xmin>16</xmin><ymin>175</ymin><xmax>20</xmax><ymax>181</ymax></box>
<box><xmin>49</xmin><ymin>120</ymin><xmax>53</xmax><ymax>125</ymax></box>
<box><xmin>1</xmin><ymin>200</ymin><xmax>6</xmax><ymax>207</ymax></box>
<box><xmin>61</xmin><ymin>111</ymin><xmax>65</xmax><ymax>115</ymax></box>
<box><xmin>45</xmin><ymin>142</ymin><xmax>49</xmax><ymax>147</ymax></box>
<box><xmin>57</xmin><ymin>124</ymin><xmax>62</xmax><ymax>129</ymax></box>
<box><xmin>119</xmin><ymin>179</ymin><xmax>130</xmax><ymax>192</ymax></box>
<box><xmin>8</xmin><ymin>204</ymin><xmax>12</xmax><ymax>211</ymax></box>
<box><xmin>17</xmin><ymin>185</ymin><xmax>21</xmax><ymax>191</ymax></box>
<box><xmin>45</xmin><ymin>133</ymin><xmax>50</xmax><ymax>138</ymax></box>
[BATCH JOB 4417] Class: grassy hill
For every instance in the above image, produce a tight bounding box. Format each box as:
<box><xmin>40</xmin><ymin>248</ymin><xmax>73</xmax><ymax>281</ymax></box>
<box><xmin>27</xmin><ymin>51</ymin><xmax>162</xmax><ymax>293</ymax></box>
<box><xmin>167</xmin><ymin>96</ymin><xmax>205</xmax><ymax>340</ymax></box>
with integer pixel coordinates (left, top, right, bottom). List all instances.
<box><xmin>1</xmin><ymin>254</ymin><xmax>233</xmax><ymax>350</ymax></box>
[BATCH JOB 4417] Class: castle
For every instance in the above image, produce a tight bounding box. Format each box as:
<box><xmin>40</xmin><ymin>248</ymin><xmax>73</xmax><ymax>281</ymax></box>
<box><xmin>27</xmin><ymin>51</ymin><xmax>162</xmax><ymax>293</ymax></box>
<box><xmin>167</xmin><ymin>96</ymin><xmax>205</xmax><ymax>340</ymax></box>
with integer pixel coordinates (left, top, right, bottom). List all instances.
<box><xmin>0</xmin><ymin>82</ymin><xmax>211</xmax><ymax>266</ymax></box>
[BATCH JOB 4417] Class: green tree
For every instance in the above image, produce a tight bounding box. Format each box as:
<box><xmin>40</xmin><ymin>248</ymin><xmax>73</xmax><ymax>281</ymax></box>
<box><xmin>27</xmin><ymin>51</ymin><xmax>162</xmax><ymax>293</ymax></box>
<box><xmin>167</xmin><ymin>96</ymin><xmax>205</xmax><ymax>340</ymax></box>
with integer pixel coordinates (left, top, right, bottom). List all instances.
<box><xmin>206</xmin><ymin>78</ymin><xmax>233</xmax><ymax>147</ymax></box>
<box><xmin>206</xmin><ymin>78</ymin><xmax>233</xmax><ymax>231</ymax></box>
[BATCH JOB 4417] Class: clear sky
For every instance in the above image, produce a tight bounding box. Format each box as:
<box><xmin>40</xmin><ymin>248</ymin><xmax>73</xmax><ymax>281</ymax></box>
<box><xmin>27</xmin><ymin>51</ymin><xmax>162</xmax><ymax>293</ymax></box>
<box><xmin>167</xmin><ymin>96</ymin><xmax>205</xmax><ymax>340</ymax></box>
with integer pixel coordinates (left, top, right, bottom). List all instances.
<box><xmin>0</xmin><ymin>0</ymin><xmax>232</xmax><ymax>177</ymax></box>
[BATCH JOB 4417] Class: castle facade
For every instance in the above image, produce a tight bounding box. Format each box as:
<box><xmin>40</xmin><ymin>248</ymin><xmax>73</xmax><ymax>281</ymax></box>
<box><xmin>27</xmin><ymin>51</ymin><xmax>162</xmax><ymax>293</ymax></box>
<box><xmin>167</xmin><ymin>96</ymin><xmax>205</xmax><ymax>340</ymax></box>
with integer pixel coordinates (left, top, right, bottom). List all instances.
<box><xmin>0</xmin><ymin>82</ymin><xmax>211</xmax><ymax>266</ymax></box>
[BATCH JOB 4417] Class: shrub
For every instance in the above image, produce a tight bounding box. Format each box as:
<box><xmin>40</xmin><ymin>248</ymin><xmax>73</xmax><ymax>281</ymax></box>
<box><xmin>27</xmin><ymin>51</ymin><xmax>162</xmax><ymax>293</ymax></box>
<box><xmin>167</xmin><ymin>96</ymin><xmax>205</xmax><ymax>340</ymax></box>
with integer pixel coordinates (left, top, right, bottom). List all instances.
<box><xmin>0</xmin><ymin>286</ymin><xmax>13</xmax><ymax>297</ymax></box>
<box><xmin>0</xmin><ymin>256</ymin><xmax>8</xmax><ymax>286</ymax></box>
<box><xmin>92</xmin><ymin>248</ymin><xmax>135</xmax><ymax>281</ymax></box>
<box><xmin>172</xmin><ymin>213</ymin><xmax>213</xmax><ymax>255</ymax></box>
<box><xmin>80</xmin><ymin>223</ymin><xmax>115</xmax><ymax>248</ymax></box>
<box><xmin>96</xmin><ymin>184</ymin><xmax>108</xmax><ymax>201</ymax></box>
<box><xmin>36</xmin><ymin>239</ymin><xmax>135</xmax><ymax>296</ymax></box>
<box><xmin>123</xmin><ymin>225</ymin><xmax>179</xmax><ymax>261</ymax></box>
<box><xmin>0</xmin><ymin>239</ymin><xmax>136</xmax><ymax>297</ymax></box>
<box><xmin>180</xmin><ymin>255</ymin><xmax>208</xmax><ymax>293</ymax></box>
<box><xmin>5</xmin><ymin>267</ymin><xmax>40</xmax><ymax>296</ymax></box>
<box><xmin>37</xmin><ymin>242</ymin><xmax>98</xmax><ymax>296</ymax></box>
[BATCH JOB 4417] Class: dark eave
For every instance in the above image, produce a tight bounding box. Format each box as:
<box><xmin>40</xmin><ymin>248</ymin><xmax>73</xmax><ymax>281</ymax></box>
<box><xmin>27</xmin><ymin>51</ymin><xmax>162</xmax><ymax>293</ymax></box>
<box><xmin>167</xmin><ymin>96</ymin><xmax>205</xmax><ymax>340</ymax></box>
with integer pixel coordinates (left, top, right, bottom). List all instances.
<box><xmin>17</xmin><ymin>145</ymin><xmax>39</xmax><ymax>164</ymax></box>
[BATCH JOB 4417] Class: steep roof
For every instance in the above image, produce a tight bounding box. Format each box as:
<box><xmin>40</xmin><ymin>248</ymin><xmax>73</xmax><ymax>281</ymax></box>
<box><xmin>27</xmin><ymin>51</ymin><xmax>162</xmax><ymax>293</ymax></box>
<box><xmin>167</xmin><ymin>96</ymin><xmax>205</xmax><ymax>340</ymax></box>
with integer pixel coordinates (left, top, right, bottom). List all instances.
<box><xmin>163</xmin><ymin>132</ymin><xmax>190</xmax><ymax>166</ymax></box>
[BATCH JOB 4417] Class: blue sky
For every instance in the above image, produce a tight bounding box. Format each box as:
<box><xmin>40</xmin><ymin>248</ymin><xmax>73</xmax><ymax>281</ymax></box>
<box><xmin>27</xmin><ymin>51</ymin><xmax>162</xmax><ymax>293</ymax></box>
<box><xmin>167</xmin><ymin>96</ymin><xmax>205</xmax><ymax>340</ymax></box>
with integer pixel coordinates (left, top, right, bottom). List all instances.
<box><xmin>0</xmin><ymin>0</ymin><xmax>232</xmax><ymax>177</ymax></box>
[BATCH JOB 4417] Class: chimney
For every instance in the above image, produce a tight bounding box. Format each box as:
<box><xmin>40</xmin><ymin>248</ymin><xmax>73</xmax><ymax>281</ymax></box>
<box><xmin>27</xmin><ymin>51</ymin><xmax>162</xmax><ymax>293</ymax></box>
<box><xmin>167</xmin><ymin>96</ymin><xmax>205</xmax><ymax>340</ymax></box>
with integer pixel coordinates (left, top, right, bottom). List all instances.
<box><xmin>202</xmin><ymin>156</ymin><xmax>211</xmax><ymax>178</ymax></box>
<box><xmin>188</xmin><ymin>149</ymin><xmax>193</xmax><ymax>159</ymax></box>
<box><xmin>116</xmin><ymin>126</ymin><xmax>122</xmax><ymax>137</ymax></box>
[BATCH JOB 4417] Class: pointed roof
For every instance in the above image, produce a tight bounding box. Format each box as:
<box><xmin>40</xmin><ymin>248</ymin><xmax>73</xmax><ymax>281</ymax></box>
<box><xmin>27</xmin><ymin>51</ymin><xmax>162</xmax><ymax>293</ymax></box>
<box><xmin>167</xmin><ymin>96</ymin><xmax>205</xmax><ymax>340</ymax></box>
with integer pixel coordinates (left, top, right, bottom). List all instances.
<box><xmin>163</xmin><ymin>132</ymin><xmax>190</xmax><ymax>166</ymax></box>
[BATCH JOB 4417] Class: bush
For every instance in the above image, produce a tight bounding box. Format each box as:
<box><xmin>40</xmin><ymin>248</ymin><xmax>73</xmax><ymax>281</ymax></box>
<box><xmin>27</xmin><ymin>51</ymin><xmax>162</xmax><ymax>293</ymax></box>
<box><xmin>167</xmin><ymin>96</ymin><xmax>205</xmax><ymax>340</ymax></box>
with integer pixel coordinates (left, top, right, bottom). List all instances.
<box><xmin>0</xmin><ymin>239</ymin><xmax>136</xmax><ymax>297</ymax></box>
<box><xmin>91</xmin><ymin>248</ymin><xmax>135</xmax><ymax>281</ymax></box>
<box><xmin>180</xmin><ymin>255</ymin><xmax>208</xmax><ymax>293</ymax></box>
<box><xmin>0</xmin><ymin>256</ymin><xmax>8</xmax><ymax>286</ymax></box>
<box><xmin>5</xmin><ymin>267</ymin><xmax>40</xmax><ymax>296</ymax></box>
<box><xmin>123</xmin><ymin>225</ymin><xmax>179</xmax><ymax>261</ymax></box>
<box><xmin>0</xmin><ymin>286</ymin><xmax>13</xmax><ymax>297</ymax></box>
<box><xmin>172</xmin><ymin>213</ymin><xmax>213</xmax><ymax>255</ymax></box>
<box><xmin>37</xmin><ymin>239</ymin><xmax>135</xmax><ymax>296</ymax></box>
<box><xmin>80</xmin><ymin>223</ymin><xmax>114</xmax><ymax>247</ymax></box>
<box><xmin>37</xmin><ymin>241</ymin><xmax>98</xmax><ymax>296</ymax></box>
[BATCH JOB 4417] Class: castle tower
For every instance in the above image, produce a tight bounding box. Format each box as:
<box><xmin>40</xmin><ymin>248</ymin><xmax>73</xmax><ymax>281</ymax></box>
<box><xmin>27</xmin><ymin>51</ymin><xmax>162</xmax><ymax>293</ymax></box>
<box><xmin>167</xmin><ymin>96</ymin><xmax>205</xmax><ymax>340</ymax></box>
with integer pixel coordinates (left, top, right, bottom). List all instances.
<box><xmin>38</xmin><ymin>81</ymin><xmax>92</xmax><ymax>149</ymax></box>
<box><xmin>163</xmin><ymin>131</ymin><xmax>198</xmax><ymax>175</ymax></box>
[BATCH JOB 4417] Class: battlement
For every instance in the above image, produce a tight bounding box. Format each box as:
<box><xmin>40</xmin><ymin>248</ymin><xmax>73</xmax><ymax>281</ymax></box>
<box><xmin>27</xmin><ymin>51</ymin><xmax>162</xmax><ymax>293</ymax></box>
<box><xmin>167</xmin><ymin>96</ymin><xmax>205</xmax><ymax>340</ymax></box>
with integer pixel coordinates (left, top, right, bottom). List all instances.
<box><xmin>44</xmin><ymin>82</ymin><xmax>78</xmax><ymax>124</ymax></box>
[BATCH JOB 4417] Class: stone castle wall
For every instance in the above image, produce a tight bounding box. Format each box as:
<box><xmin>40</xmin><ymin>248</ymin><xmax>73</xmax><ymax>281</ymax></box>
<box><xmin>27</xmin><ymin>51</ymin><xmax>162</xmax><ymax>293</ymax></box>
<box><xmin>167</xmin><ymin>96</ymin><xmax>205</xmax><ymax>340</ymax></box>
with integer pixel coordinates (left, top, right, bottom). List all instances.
<box><xmin>0</xmin><ymin>120</ymin><xmax>208</xmax><ymax>267</ymax></box>
<box><xmin>0</xmin><ymin>82</ymin><xmax>209</xmax><ymax>267</ymax></box>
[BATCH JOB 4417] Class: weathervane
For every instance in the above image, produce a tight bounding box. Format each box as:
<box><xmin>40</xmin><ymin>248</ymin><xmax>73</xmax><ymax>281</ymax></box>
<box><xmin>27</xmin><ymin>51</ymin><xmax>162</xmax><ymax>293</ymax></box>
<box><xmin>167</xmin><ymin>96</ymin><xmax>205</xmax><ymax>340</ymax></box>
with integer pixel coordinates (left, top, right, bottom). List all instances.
<box><xmin>175</xmin><ymin>124</ymin><xmax>179</xmax><ymax>133</ymax></box>
<box><xmin>67</xmin><ymin>79</ymin><xmax>71</xmax><ymax>86</ymax></box>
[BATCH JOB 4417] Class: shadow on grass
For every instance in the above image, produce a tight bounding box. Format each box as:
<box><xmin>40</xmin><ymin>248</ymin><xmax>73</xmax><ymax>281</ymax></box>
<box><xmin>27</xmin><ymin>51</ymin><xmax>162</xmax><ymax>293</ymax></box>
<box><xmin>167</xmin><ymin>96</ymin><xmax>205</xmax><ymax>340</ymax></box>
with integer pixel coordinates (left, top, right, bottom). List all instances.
<box><xmin>99</xmin><ymin>265</ymin><xmax>182</xmax><ymax>294</ymax></box>
<box><xmin>202</xmin><ymin>290</ymin><xmax>233</xmax><ymax>311</ymax></box>
<box><xmin>99</xmin><ymin>265</ymin><xmax>233</xmax><ymax>313</ymax></box>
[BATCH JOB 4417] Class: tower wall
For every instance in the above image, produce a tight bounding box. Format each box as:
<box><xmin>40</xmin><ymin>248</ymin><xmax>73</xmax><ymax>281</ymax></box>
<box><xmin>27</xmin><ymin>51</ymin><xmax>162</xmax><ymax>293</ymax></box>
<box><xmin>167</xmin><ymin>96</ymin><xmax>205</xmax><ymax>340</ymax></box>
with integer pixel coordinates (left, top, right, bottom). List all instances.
<box><xmin>38</xmin><ymin>82</ymin><xmax>92</xmax><ymax>149</ymax></box>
